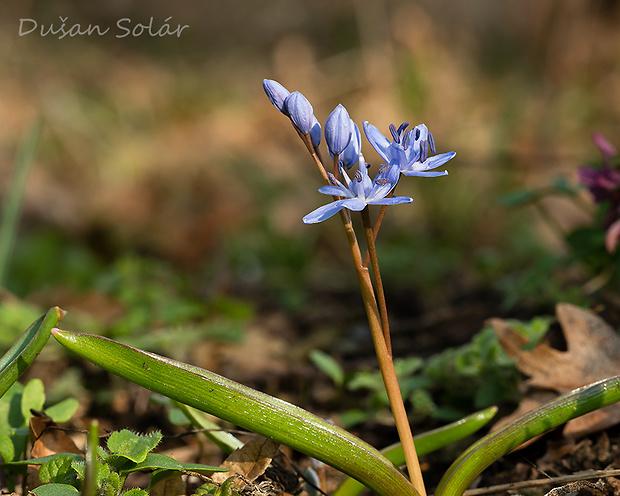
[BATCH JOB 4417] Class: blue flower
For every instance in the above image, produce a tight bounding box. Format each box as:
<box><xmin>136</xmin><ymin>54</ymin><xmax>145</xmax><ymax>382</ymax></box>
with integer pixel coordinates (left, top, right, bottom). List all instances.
<box><xmin>303</xmin><ymin>163</ymin><xmax>412</xmax><ymax>224</ymax></box>
<box><xmin>363</xmin><ymin>121</ymin><xmax>455</xmax><ymax>177</ymax></box>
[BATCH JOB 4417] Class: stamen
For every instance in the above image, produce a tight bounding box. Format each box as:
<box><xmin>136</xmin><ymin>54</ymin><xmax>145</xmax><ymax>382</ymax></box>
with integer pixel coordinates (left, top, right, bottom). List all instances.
<box><xmin>389</xmin><ymin>124</ymin><xmax>399</xmax><ymax>143</ymax></box>
<box><xmin>402</xmin><ymin>130</ymin><xmax>411</xmax><ymax>150</ymax></box>
<box><xmin>327</xmin><ymin>172</ymin><xmax>339</xmax><ymax>186</ymax></box>
<box><xmin>354</xmin><ymin>170</ymin><xmax>363</xmax><ymax>182</ymax></box>
<box><xmin>397</xmin><ymin>122</ymin><xmax>409</xmax><ymax>136</ymax></box>
<box><xmin>375</xmin><ymin>178</ymin><xmax>389</xmax><ymax>186</ymax></box>
<box><xmin>378</xmin><ymin>164</ymin><xmax>390</xmax><ymax>174</ymax></box>
<box><xmin>428</xmin><ymin>132</ymin><xmax>436</xmax><ymax>154</ymax></box>
<box><xmin>414</xmin><ymin>127</ymin><xmax>421</xmax><ymax>141</ymax></box>
<box><xmin>420</xmin><ymin>140</ymin><xmax>429</xmax><ymax>163</ymax></box>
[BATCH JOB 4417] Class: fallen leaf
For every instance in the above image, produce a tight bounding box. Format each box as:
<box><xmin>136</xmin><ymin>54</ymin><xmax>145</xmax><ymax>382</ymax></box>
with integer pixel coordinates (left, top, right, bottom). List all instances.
<box><xmin>27</xmin><ymin>411</ymin><xmax>83</xmax><ymax>489</ymax></box>
<box><xmin>212</xmin><ymin>435</ymin><xmax>280</xmax><ymax>485</ymax></box>
<box><xmin>491</xmin><ymin>303</ymin><xmax>620</xmax><ymax>438</ymax></box>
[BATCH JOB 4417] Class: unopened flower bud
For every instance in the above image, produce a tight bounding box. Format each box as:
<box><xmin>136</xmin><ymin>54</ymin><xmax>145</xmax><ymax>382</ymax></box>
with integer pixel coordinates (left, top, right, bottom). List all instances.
<box><xmin>285</xmin><ymin>91</ymin><xmax>315</xmax><ymax>134</ymax></box>
<box><xmin>310</xmin><ymin>116</ymin><xmax>322</xmax><ymax>148</ymax></box>
<box><xmin>325</xmin><ymin>104</ymin><xmax>352</xmax><ymax>156</ymax></box>
<box><xmin>340</xmin><ymin>121</ymin><xmax>361</xmax><ymax>169</ymax></box>
<box><xmin>262</xmin><ymin>79</ymin><xmax>290</xmax><ymax>114</ymax></box>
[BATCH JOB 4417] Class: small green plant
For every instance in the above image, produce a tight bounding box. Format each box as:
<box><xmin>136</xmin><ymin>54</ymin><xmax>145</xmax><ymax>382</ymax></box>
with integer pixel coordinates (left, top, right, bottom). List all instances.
<box><xmin>0</xmin><ymin>378</ymin><xmax>79</xmax><ymax>468</ymax></box>
<box><xmin>2</xmin><ymin>428</ymin><xmax>227</xmax><ymax>496</ymax></box>
<box><xmin>311</xmin><ymin>316</ymin><xmax>553</xmax><ymax>427</ymax></box>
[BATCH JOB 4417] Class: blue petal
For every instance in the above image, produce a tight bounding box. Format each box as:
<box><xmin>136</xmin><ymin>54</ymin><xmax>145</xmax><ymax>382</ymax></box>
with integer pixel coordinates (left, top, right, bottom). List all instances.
<box><xmin>363</xmin><ymin>121</ymin><xmax>390</xmax><ymax>163</ymax></box>
<box><xmin>368</xmin><ymin>195</ymin><xmax>413</xmax><ymax>206</ymax></box>
<box><xmin>340</xmin><ymin>198</ymin><xmax>368</xmax><ymax>211</ymax></box>
<box><xmin>318</xmin><ymin>185</ymin><xmax>353</xmax><ymax>197</ymax></box>
<box><xmin>303</xmin><ymin>200</ymin><xmax>349</xmax><ymax>224</ymax></box>
<box><xmin>402</xmin><ymin>170</ymin><xmax>449</xmax><ymax>177</ymax></box>
<box><xmin>401</xmin><ymin>151</ymin><xmax>455</xmax><ymax>176</ymax></box>
<box><xmin>340</xmin><ymin>121</ymin><xmax>361</xmax><ymax>168</ymax></box>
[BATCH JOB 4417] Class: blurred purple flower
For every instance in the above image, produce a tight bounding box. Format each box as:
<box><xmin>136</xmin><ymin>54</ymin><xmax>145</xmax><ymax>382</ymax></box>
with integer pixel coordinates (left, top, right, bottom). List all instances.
<box><xmin>577</xmin><ymin>165</ymin><xmax>620</xmax><ymax>203</ymax></box>
<box><xmin>578</xmin><ymin>133</ymin><xmax>620</xmax><ymax>253</ymax></box>
<box><xmin>303</xmin><ymin>163</ymin><xmax>412</xmax><ymax>224</ymax></box>
<box><xmin>363</xmin><ymin>121</ymin><xmax>455</xmax><ymax>177</ymax></box>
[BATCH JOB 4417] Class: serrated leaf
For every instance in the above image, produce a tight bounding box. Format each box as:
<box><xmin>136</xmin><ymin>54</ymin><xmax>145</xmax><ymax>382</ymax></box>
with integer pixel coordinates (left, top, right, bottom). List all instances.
<box><xmin>39</xmin><ymin>455</ymin><xmax>79</xmax><ymax>485</ymax></box>
<box><xmin>107</xmin><ymin>429</ymin><xmax>162</xmax><ymax>463</ymax></box>
<box><xmin>122</xmin><ymin>489</ymin><xmax>148</xmax><ymax>496</ymax></box>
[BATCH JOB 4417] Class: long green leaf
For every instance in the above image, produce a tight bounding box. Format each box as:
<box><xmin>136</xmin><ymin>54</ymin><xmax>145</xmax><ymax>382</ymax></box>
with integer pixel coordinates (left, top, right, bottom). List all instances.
<box><xmin>171</xmin><ymin>400</ymin><xmax>243</xmax><ymax>454</ymax></box>
<box><xmin>0</xmin><ymin>119</ymin><xmax>43</xmax><ymax>286</ymax></box>
<box><xmin>333</xmin><ymin>407</ymin><xmax>497</xmax><ymax>496</ymax></box>
<box><xmin>51</xmin><ymin>329</ymin><xmax>417</xmax><ymax>496</ymax></box>
<box><xmin>435</xmin><ymin>375</ymin><xmax>620</xmax><ymax>496</ymax></box>
<box><xmin>0</xmin><ymin>307</ymin><xmax>64</xmax><ymax>397</ymax></box>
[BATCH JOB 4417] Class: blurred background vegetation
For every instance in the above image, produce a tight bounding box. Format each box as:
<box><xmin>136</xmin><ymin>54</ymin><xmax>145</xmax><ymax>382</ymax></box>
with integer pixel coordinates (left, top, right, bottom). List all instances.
<box><xmin>1</xmin><ymin>0</ymin><xmax>620</xmax><ymax>424</ymax></box>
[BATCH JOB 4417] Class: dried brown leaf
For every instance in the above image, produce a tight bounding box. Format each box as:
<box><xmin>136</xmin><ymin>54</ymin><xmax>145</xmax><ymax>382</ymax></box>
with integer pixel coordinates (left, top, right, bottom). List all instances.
<box><xmin>212</xmin><ymin>435</ymin><xmax>280</xmax><ymax>485</ymax></box>
<box><xmin>491</xmin><ymin>303</ymin><xmax>620</xmax><ymax>438</ymax></box>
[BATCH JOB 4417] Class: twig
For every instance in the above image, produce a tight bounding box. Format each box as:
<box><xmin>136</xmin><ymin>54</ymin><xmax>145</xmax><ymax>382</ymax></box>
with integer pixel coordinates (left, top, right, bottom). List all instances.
<box><xmin>460</xmin><ymin>468</ymin><xmax>620</xmax><ymax>496</ymax></box>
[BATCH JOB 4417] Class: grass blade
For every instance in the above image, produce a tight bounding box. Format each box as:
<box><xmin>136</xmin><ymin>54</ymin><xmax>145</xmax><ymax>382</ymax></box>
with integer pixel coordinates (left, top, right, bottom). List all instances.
<box><xmin>0</xmin><ymin>119</ymin><xmax>43</xmax><ymax>286</ymax></box>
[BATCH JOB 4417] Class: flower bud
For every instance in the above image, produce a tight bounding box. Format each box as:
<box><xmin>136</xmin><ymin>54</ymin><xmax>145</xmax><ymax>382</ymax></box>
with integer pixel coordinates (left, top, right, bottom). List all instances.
<box><xmin>340</xmin><ymin>121</ymin><xmax>361</xmax><ymax>169</ymax></box>
<box><xmin>310</xmin><ymin>116</ymin><xmax>322</xmax><ymax>148</ymax></box>
<box><xmin>262</xmin><ymin>79</ymin><xmax>290</xmax><ymax>114</ymax></box>
<box><xmin>325</xmin><ymin>104</ymin><xmax>352</xmax><ymax>156</ymax></box>
<box><xmin>285</xmin><ymin>91</ymin><xmax>315</xmax><ymax>134</ymax></box>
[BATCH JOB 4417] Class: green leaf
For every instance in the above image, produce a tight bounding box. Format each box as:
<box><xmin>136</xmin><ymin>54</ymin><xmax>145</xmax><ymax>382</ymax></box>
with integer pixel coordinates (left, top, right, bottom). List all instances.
<box><xmin>21</xmin><ymin>378</ymin><xmax>45</xmax><ymax>421</ymax></box>
<box><xmin>39</xmin><ymin>456</ymin><xmax>79</xmax><ymax>485</ymax></box>
<box><xmin>499</xmin><ymin>189</ymin><xmax>541</xmax><ymax>206</ymax></box>
<box><xmin>309</xmin><ymin>350</ymin><xmax>345</xmax><ymax>387</ymax></box>
<box><xmin>122</xmin><ymin>489</ymin><xmax>148</xmax><ymax>496</ymax></box>
<box><xmin>0</xmin><ymin>307</ymin><xmax>64</xmax><ymax>398</ymax></box>
<box><xmin>44</xmin><ymin>398</ymin><xmax>79</xmax><ymax>423</ymax></box>
<box><xmin>52</xmin><ymin>329</ymin><xmax>416</xmax><ymax>496</ymax></box>
<box><xmin>107</xmin><ymin>429</ymin><xmax>162</xmax><ymax>463</ymax></box>
<box><xmin>1</xmin><ymin>453</ymin><xmax>83</xmax><ymax>467</ymax></box>
<box><xmin>170</xmin><ymin>401</ymin><xmax>243</xmax><ymax>455</ymax></box>
<box><xmin>435</xmin><ymin>375</ymin><xmax>620</xmax><ymax>496</ymax></box>
<box><xmin>0</xmin><ymin>431</ymin><xmax>15</xmax><ymax>462</ymax></box>
<box><xmin>120</xmin><ymin>452</ymin><xmax>225</xmax><ymax>474</ymax></box>
<box><xmin>333</xmin><ymin>406</ymin><xmax>498</xmax><ymax>496</ymax></box>
<box><xmin>29</xmin><ymin>483</ymin><xmax>80</xmax><ymax>496</ymax></box>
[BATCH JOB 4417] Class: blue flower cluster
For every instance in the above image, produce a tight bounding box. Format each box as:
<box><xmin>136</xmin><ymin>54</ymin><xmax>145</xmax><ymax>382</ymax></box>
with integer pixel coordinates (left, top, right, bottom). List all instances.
<box><xmin>263</xmin><ymin>79</ymin><xmax>456</xmax><ymax>223</ymax></box>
